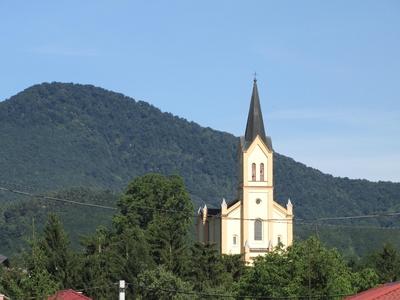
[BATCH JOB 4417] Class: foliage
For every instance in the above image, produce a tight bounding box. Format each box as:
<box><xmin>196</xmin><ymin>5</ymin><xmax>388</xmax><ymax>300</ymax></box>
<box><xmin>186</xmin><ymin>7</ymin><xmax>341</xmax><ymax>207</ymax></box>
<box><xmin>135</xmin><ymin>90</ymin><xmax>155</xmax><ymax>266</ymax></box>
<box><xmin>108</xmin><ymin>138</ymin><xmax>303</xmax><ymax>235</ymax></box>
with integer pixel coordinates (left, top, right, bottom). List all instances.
<box><xmin>351</xmin><ymin>268</ymin><xmax>379</xmax><ymax>293</ymax></box>
<box><xmin>1</xmin><ymin>82</ymin><xmax>400</xmax><ymax>257</ymax></box>
<box><xmin>364</xmin><ymin>243</ymin><xmax>400</xmax><ymax>283</ymax></box>
<box><xmin>237</xmin><ymin>238</ymin><xmax>357</xmax><ymax>298</ymax></box>
<box><xmin>0</xmin><ymin>188</ymin><xmax>117</xmax><ymax>255</ymax></box>
<box><xmin>0</xmin><ymin>176</ymin><xmax>394</xmax><ymax>299</ymax></box>
<box><xmin>186</xmin><ymin>243</ymin><xmax>227</xmax><ymax>291</ymax></box>
<box><xmin>137</xmin><ymin>266</ymin><xmax>193</xmax><ymax>300</ymax></box>
<box><xmin>116</xmin><ymin>174</ymin><xmax>193</xmax><ymax>275</ymax></box>
<box><xmin>39</xmin><ymin>214</ymin><xmax>75</xmax><ymax>287</ymax></box>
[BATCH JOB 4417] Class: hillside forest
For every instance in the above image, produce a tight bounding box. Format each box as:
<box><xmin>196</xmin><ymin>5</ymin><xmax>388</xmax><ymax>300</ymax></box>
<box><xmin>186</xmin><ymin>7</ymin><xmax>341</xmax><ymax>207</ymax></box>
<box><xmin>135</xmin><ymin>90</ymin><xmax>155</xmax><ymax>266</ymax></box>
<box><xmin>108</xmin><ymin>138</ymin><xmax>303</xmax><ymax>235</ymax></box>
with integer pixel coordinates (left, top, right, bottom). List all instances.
<box><xmin>1</xmin><ymin>174</ymin><xmax>400</xmax><ymax>299</ymax></box>
<box><xmin>0</xmin><ymin>83</ymin><xmax>399</xmax><ymax>298</ymax></box>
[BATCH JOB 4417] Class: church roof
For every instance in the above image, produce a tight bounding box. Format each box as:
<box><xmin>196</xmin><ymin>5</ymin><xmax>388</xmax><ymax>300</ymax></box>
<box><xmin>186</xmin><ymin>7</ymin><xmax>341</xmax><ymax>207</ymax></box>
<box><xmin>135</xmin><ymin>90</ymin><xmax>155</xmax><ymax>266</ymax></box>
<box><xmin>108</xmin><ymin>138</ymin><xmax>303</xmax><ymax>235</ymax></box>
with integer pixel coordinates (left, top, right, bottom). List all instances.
<box><xmin>244</xmin><ymin>79</ymin><xmax>273</xmax><ymax>151</ymax></box>
<box><xmin>204</xmin><ymin>199</ymin><xmax>239</xmax><ymax>217</ymax></box>
<box><xmin>207</xmin><ymin>208</ymin><xmax>221</xmax><ymax>216</ymax></box>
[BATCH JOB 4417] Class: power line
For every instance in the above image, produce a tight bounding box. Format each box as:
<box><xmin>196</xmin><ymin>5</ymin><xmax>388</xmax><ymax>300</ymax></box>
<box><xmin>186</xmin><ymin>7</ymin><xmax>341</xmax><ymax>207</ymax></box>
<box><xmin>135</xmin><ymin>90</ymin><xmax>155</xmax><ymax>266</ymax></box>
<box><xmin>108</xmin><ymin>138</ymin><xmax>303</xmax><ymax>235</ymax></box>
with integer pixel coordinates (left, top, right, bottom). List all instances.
<box><xmin>317</xmin><ymin>212</ymin><xmax>400</xmax><ymax>221</ymax></box>
<box><xmin>0</xmin><ymin>186</ymin><xmax>117</xmax><ymax>210</ymax></box>
<box><xmin>296</xmin><ymin>222</ymin><xmax>400</xmax><ymax>231</ymax></box>
<box><xmin>2</xmin><ymin>184</ymin><xmax>400</xmax><ymax>226</ymax></box>
<box><xmin>134</xmin><ymin>283</ymin><xmax>352</xmax><ymax>299</ymax></box>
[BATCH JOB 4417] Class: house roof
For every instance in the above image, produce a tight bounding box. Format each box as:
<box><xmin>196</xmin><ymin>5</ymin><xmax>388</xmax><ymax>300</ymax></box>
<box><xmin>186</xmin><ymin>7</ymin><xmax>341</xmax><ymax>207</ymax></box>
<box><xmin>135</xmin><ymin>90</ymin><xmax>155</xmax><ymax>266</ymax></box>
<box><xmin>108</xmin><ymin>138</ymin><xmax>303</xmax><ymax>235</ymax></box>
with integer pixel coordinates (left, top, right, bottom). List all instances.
<box><xmin>0</xmin><ymin>255</ymin><xmax>8</xmax><ymax>264</ymax></box>
<box><xmin>48</xmin><ymin>289</ymin><xmax>92</xmax><ymax>300</ymax></box>
<box><xmin>346</xmin><ymin>282</ymin><xmax>400</xmax><ymax>300</ymax></box>
<box><xmin>244</xmin><ymin>79</ymin><xmax>272</xmax><ymax>151</ymax></box>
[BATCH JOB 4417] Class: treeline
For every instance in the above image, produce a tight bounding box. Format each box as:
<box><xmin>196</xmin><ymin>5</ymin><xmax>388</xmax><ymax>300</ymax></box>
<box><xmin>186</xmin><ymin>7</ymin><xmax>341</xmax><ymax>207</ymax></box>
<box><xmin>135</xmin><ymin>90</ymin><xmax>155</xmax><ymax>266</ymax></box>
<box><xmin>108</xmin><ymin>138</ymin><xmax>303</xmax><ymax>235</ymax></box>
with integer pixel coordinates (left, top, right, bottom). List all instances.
<box><xmin>0</xmin><ymin>188</ymin><xmax>117</xmax><ymax>254</ymax></box>
<box><xmin>1</xmin><ymin>174</ymin><xmax>400</xmax><ymax>299</ymax></box>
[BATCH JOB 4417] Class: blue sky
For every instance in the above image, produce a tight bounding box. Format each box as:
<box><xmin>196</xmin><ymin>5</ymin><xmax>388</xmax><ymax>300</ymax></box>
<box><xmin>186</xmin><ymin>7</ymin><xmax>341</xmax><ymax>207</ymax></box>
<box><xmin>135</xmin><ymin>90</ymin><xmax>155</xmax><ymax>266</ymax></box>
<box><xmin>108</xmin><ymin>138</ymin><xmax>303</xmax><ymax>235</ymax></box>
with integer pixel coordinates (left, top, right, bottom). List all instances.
<box><xmin>1</xmin><ymin>1</ymin><xmax>399</xmax><ymax>182</ymax></box>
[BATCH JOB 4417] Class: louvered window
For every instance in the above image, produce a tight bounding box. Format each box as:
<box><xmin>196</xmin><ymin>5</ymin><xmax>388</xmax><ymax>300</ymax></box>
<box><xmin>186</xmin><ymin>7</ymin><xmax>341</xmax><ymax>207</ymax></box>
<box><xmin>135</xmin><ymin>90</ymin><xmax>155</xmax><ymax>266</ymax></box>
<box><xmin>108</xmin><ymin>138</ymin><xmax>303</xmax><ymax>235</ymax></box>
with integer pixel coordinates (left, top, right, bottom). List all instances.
<box><xmin>252</xmin><ymin>163</ymin><xmax>256</xmax><ymax>181</ymax></box>
<box><xmin>254</xmin><ymin>219</ymin><xmax>262</xmax><ymax>240</ymax></box>
<box><xmin>260</xmin><ymin>163</ymin><xmax>264</xmax><ymax>181</ymax></box>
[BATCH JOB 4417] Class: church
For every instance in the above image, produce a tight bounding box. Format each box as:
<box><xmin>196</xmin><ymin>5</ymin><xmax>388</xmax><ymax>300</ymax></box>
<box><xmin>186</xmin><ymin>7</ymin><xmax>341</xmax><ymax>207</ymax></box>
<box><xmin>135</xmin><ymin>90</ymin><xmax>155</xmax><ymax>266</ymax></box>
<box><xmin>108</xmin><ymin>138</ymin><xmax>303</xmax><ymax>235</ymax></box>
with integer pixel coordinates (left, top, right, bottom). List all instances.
<box><xmin>196</xmin><ymin>79</ymin><xmax>293</xmax><ymax>264</ymax></box>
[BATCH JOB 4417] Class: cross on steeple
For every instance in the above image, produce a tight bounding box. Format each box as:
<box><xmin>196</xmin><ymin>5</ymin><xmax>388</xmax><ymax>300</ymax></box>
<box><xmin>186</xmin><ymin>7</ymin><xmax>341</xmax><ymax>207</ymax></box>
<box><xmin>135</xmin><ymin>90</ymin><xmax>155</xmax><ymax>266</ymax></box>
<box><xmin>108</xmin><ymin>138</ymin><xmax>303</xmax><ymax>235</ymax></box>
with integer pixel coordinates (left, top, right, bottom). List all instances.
<box><xmin>253</xmin><ymin>72</ymin><xmax>257</xmax><ymax>82</ymax></box>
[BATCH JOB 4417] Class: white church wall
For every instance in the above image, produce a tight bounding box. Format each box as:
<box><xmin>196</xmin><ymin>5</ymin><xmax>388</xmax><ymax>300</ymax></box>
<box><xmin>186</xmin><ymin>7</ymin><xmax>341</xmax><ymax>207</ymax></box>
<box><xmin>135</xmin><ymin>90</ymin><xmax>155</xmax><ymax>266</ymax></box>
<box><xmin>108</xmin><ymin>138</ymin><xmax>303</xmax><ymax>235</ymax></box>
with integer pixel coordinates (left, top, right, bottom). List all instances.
<box><xmin>272</xmin><ymin>209</ymin><xmax>288</xmax><ymax>247</ymax></box>
<box><xmin>246</xmin><ymin>144</ymin><xmax>269</xmax><ymax>186</ymax></box>
<box><xmin>226</xmin><ymin>205</ymin><xmax>241</xmax><ymax>255</ymax></box>
<box><xmin>247</xmin><ymin>190</ymin><xmax>269</xmax><ymax>249</ymax></box>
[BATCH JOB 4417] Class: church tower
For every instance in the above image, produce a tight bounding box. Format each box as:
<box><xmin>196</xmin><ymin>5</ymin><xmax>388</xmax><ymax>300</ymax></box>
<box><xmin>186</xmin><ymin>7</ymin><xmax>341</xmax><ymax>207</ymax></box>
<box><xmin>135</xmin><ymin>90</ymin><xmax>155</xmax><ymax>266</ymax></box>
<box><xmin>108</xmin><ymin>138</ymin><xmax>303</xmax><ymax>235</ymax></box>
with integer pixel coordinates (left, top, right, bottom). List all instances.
<box><xmin>196</xmin><ymin>79</ymin><xmax>293</xmax><ymax>264</ymax></box>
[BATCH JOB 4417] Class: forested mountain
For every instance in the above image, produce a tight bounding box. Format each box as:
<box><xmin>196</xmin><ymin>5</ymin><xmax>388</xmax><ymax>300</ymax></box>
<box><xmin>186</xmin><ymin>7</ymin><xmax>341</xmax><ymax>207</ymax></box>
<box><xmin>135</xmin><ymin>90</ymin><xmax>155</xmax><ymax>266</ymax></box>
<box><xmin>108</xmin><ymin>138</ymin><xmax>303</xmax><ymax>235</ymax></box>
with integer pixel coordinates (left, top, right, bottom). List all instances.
<box><xmin>0</xmin><ymin>82</ymin><xmax>399</xmax><ymax>256</ymax></box>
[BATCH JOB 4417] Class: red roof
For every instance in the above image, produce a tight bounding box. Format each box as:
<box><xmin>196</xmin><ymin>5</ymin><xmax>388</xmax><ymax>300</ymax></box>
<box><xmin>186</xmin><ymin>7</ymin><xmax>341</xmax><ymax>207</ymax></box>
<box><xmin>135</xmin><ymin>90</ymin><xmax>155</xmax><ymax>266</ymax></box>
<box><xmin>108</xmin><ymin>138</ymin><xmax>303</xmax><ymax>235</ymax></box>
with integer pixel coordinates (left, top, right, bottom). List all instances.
<box><xmin>48</xmin><ymin>289</ymin><xmax>92</xmax><ymax>300</ymax></box>
<box><xmin>346</xmin><ymin>282</ymin><xmax>400</xmax><ymax>300</ymax></box>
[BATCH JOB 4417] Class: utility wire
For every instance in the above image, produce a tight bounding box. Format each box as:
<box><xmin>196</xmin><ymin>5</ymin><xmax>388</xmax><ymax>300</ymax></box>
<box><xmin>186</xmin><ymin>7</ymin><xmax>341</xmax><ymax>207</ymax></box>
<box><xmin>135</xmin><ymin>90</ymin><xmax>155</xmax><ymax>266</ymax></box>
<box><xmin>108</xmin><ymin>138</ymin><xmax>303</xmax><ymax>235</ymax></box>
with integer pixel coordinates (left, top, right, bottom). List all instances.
<box><xmin>0</xmin><ymin>186</ymin><xmax>117</xmax><ymax>210</ymax></box>
<box><xmin>133</xmin><ymin>282</ymin><xmax>352</xmax><ymax>299</ymax></box>
<box><xmin>1</xmin><ymin>184</ymin><xmax>400</xmax><ymax>225</ymax></box>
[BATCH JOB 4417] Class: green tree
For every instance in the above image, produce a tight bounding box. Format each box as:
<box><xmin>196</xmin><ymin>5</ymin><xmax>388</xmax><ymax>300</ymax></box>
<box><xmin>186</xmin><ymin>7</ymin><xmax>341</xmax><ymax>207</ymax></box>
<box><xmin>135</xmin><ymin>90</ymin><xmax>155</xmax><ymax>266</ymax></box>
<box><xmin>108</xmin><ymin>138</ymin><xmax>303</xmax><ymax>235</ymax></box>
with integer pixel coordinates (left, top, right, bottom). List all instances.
<box><xmin>0</xmin><ymin>266</ymin><xmax>25</xmax><ymax>299</ymax></box>
<box><xmin>351</xmin><ymin>267</ymin><xmax>379</xmax><ymax>293</ymax></box>
<box><xmin>80</xmin><ymin>227</ymin><xmax>122</xmax><ymax>300</ymax></box>
<box><xmin>186</xmin><ymin>243</ymin><xmax>228</xmax><ymax>292</ymax></box>
<box><xmin>289</xmin><ymin>237</ymin><xmax>355</xmax><ymax>298</ymax></box>
<box><xmin>23</xmin><ymin>239</ymin><xmax>59</xmax><ymax>299</ymax></box>
<box><xmin>221</xmin><ymin>254</ymin><xmax>246</xmax><ymax>282</ymax></box>
<box><xmin>237</xmin><ymin>247</ymin><xmax>293</xmax><ymax>298</ymax></box>
<box><xmin>237</xmin><ymin>237</ymin><xmax>356</xmax><ymax>298</ymax></box>
<box><xmin>39</xmin><ymin>213</ymin><xmax>76</xmax><ymax>288</ymax></box>
<box><xmin>137</xmin><ymin>266</ymin><xmax>193</xmax><ymax>300</ymax></box>
<box><xmin>110</xmin><ymin>226</ymin><xmax>154</xmax><ymax>297</ymax></box>
<box><xmin>115</xmin><ymin>174</ymin><xmax>193</xmax><ymax>274</ymax></box>
<box><xmin>366</xmin><ymin>243</ymin><xmax>400</xmax><ymax>283</ymax></box>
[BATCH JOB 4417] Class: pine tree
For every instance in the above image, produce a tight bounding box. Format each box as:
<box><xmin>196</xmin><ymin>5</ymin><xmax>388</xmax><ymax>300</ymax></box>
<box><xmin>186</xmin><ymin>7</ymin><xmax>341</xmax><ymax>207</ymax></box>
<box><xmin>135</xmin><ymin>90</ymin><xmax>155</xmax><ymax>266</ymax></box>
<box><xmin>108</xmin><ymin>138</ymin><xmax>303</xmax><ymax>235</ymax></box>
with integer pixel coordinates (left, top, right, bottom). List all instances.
<box><xmin>40</xmin><ymin>213</ymin><xmax>76</xmax><ymax>288</ymax></box>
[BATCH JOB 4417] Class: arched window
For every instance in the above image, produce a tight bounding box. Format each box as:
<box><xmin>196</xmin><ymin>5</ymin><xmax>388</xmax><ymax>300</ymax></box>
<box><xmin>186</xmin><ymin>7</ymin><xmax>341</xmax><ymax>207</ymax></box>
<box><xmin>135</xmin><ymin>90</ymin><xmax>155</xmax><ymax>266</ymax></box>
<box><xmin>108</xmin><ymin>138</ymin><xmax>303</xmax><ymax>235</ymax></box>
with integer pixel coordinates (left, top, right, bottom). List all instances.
<box><xmin>252</xmin><ymin>163</ymin><xmax>256</xmax><ymax>181</ymax></box>
<box><xmin>260</xmin><ymin>163</ymin><xmax>265</xmax><ymax>181</ymax></box>
<box><xmin>254</xmin><ymin>219</ymin><xmax>262</xmax><ymax>241</ymax></box>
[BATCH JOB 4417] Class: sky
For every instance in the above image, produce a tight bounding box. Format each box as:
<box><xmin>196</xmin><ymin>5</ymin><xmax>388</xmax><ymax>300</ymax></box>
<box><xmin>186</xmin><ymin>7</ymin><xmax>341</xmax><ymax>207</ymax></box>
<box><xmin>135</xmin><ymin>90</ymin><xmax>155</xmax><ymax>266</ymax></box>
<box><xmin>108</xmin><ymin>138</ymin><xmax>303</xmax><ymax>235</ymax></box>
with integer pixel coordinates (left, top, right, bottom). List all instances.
<box><xmin>1</xmin><ymin>1</ymin><xmax>399</xmax><ymax>182</ymax></box>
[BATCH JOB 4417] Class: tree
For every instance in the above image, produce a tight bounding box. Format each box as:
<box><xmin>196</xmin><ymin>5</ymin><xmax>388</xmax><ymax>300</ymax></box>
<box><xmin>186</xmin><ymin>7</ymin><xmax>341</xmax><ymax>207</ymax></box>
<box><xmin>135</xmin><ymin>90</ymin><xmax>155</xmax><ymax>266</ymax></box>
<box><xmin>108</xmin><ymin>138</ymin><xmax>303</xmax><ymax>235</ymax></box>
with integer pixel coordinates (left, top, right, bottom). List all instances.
<box><xmin>237</xmin><ymin>237</ymin><xmax>356</xmax><ymax>298</ymax></box>
<box><xmin>237</xmin><ymin>247</ymin><xmax>293</xmax><ymax>298</ymax></box>
<box><xmin>288</xmin><ymin>237</ymin><xmax>355</xmax><ymax>298</ymax></box>
<box><xmin>115</xmin><ymin>174</ymin><xmax>193</xmax><ymax>274</ymax></box>
<box><xmin>137</xmin><ymin>266</ymin><xmax>193</xmax><ymax>300</ymax></box>
<box><xmin>22</xmin><ymin>238</ymin><xmax>59</xmax><ymax>299</ymax></box>
<box><xmin>186</xmin><ymin>243</ymin><xmax>227</xmax><ymax>291</ymax></box>
<box><xmin>366</xmin><ymin>243</ymin><xmax>400</xmax><ymax>283</ymax></box>
<box><xmin>351</xmin><ymin>267</ymin><xmax>379</xmax><ymax>293</ymax></box>
<box><xmin>80</xmin><ymin>227</ymin><xmax>122</xmax><ymax>300</ymax></box>
<box><xmin>39</xmin><ymin>213</ymin><xmax>76</xmax><ymax>288</ymax></box>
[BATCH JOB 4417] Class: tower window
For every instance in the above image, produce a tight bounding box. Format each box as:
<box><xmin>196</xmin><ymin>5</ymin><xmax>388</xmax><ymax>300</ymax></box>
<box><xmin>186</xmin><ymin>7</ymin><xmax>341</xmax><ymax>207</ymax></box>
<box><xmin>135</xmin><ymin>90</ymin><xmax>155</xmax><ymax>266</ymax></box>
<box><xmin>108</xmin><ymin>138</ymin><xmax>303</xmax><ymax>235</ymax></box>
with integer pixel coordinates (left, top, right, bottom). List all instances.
<box><xmin>260</xmin><ymin>163</ymin><xmax>265</xmax><ymax>181</ymax></box>
<box><xmin>252</xmin><ymin>163</ymin><xmax>256</xmax><ymax>181</ymax></box>
<box><xmin>277</xmin><ymin>235</ymin><xmax>282</xmax><ymax>245</ymax></box>
<box><xmin>254</xmin><ymin>219</ymin><xmax>262</xmax><ymax>241</ymax></box>
<box><xmin>233</xmin><ymin>235</ymin><xmax>238</xmax><ymax>245</ymax></box>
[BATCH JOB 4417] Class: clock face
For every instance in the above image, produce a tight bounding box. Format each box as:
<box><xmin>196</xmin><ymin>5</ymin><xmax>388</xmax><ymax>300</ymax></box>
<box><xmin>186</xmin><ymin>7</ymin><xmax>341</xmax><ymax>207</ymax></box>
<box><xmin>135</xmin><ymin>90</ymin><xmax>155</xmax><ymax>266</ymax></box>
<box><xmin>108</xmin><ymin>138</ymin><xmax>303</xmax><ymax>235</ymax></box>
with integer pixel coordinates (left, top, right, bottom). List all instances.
<box><xmin>256</xmin><ymin>198</ymin><xmax>262</xmax><ymax>205</ymax></box>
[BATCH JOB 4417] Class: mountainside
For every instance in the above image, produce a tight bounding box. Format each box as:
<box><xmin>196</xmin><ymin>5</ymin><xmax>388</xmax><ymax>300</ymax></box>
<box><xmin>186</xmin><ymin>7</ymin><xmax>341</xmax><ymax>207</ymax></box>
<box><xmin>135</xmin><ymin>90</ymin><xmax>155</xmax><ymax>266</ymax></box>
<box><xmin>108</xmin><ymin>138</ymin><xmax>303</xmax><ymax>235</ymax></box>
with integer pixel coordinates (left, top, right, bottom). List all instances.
<box><xmin>0</xmin><ymin>82</ymin><xmax>237</xmax><ymax>204</ymax></box>
<box><xmin>1</xmin><ymin>82</ymin><xmax>400</xmax><ymax>256</ymax></box>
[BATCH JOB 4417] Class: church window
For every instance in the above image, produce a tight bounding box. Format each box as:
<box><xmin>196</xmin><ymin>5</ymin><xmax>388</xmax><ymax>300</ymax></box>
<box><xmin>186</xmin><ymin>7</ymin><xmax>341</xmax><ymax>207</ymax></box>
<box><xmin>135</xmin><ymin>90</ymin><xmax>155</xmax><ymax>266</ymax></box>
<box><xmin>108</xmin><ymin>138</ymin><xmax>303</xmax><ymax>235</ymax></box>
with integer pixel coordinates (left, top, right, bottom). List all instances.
<box><xmin>260</xmin><ymin>163</ymin><xmax>265</xmax><ymax>181</ymax></box>
<box><xmin>252</xmin><ymin>163</ymin><xmax>256</xmax><ymax>181</ymax></box>
<box><xmin>233</xmin><ymin>235</ymin><xmax>238</xmax><ymax>245</ymax></box>
<box><xmin>277</xmin><ymin>235</ymin><xmax>282</xmax><ymax>245</ymax></box>
<box><xmin>254</xmin><ymin>219</ymin><xmax>262</xmax><ymax>240</ymax></box>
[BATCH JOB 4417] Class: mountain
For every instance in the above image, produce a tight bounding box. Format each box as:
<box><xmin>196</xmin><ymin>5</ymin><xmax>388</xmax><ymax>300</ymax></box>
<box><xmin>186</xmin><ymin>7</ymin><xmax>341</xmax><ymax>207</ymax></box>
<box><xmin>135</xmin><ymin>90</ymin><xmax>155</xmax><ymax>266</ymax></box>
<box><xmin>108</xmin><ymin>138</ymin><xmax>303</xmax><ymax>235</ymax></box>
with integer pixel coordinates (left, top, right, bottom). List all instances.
<box><xmin>1</xmin><ymin>82</ymin><xmax>400</xmax><ymax>257</ymax></box>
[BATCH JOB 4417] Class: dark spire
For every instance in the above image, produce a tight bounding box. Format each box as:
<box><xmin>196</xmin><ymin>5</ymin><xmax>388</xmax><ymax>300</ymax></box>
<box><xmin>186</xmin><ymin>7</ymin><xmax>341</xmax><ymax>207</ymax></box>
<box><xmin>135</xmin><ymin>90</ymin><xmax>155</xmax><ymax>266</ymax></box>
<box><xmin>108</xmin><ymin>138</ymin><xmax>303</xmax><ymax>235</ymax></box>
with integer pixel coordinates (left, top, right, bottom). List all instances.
<box><xmin>244</xmin><ymin>79</ymin><xmax>271</xmax><ymax>150</ymax></box>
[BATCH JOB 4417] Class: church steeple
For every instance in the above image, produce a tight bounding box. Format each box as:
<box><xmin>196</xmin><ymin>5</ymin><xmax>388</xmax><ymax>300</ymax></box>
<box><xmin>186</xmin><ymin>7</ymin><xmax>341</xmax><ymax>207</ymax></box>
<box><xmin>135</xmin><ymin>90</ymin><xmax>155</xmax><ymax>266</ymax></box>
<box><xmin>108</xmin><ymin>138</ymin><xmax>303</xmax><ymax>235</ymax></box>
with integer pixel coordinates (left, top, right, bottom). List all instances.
<box><xmin>244</xmin><ymin>79</ymin><xmax>272</xmax><ymax>150</ymax></box>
